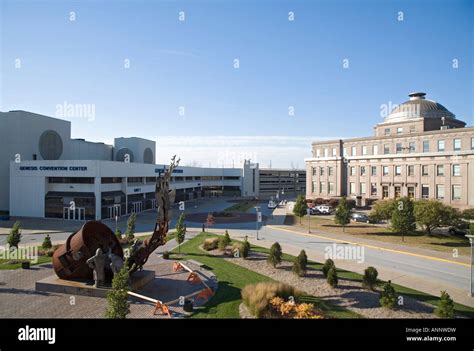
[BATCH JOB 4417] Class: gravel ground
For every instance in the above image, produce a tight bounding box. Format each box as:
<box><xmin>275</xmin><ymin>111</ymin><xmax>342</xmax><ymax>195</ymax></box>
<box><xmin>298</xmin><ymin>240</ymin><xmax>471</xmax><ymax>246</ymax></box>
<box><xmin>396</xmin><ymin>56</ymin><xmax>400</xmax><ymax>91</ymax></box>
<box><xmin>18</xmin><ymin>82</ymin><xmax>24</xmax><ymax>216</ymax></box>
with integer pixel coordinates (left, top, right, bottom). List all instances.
<box><xmin>205</xmin><ymin>247</ymin><xmax>437</xmax><ymax>319</ymax></box>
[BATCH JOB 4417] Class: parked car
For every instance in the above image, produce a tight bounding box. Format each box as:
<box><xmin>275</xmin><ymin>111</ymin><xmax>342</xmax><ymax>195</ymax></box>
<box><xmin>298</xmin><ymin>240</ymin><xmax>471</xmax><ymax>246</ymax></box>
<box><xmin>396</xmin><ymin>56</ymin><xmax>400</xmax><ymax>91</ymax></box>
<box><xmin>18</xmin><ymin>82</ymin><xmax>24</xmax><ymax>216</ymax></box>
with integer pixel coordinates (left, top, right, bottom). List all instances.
<box><xmin>309</xmin><ymin>207</ymin><xmax>320</xmax><ymax>215</ymax></box>
<box><xmin>351</xmin><ymin>213</ymin><xmax>370</xmax><ymax>223</ymax></box>
<box><xmin>315</xmin><ymin>205</ymin><xmax>333</xmax><ymax>214</ymax></box>
<box><xmin>448</xmin><ymin>220</ymin><xmax>470</xmax><ymax>236</ymax></box>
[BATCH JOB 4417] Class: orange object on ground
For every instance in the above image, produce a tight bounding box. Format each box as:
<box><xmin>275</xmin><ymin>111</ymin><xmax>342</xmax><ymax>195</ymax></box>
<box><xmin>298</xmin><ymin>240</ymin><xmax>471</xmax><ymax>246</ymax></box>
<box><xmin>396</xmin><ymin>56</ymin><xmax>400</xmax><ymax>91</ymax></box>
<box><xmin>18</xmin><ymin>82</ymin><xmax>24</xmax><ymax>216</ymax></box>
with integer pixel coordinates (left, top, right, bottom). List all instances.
<box><xmin>173</xmin><ymin>261</ymin><xmax>184</xmax><ymax>272</ymax></box>
<box><xmin>187</xmin><ymin>272</ymin><xmax>202</xmax><ymax>284</ymax></box>
<box><xmin>196</xmin><ymin>287</ymin><xmax>213</xmax><ymax>301</ymax></box>
<box><xmin>153</xmin><ymin>301</ymin><xmax>172</xmax><ymax>317</ymax></box>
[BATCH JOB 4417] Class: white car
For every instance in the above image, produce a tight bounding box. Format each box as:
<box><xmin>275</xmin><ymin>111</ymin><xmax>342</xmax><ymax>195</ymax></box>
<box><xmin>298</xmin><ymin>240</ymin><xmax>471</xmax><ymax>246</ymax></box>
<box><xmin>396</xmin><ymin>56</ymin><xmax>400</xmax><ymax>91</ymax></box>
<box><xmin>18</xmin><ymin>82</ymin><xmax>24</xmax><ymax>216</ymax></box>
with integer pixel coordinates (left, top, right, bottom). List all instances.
<box><xmin>267</xmin><ymin>200</ymin><xmax>278</xmax><ymax>209</ymax></box>
<box><xmin>315</xmin><ymin>205</ymin><xmax>333</xmax><ymax>214</ymax></box>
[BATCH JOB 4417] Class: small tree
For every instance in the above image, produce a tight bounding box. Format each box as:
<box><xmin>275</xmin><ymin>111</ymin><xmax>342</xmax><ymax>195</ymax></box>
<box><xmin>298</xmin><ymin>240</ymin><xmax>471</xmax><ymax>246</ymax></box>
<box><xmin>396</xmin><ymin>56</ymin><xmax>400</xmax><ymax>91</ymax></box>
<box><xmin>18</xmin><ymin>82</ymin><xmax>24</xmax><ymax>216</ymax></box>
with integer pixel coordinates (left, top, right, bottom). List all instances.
<box><xmin>267</xmin><ymin>242</ymin><xmax>282</xmax><ymax>268</ymax></box>
<box><xmin>293</xmin><ymin>195</ymin><xmax>308</xmax><ymax>225</ymax></box>
<box><xmin>206</xmin><ymin>213</ymin><xmax>215</xmax><ymax>229</ymax></box>
<box><xmin>435</xmin><ymin>290</ymin><xmax>455</xmax><ymax>319</ymax></box>
<box><xmin>175</xmin><ymin>212</ymin><xmax>186</xmax><ymax>254</ymax></box>
<box><xmin>362</xmin><ymin>266</ymin><xmax>378</xmax><ymax>290</ymax></box>
<box><xmin>369</xmin><ymin>199</ymin><xmax>396</xmax><ymax>223</ymax></box>
<box><xmin>218</xmin><ymin>230</ymin><xmax>231</xmax><ymax>250</ymax></box>
<box><xmin>414</xmin><ymin>200</ymin><xmax>459</xmax><ymax>236</ymax></box>
<box><xmin>125</xmin><ymin>213</ymin><xmax>137</xmax><ymax>242</ymax></box>
<box><xmin>379</xmin><ymin>280</ymin><xmax>397</xmax><ymax>309</ymax></box>
<box><xmin>42</xmin><ymin>234</ymin><xmax>52</xmax><ymax>250</ymax></box>
<box><xmin>334</xmin><ymin>197</ymin><xmax>351</xmax><ymax>232</ymax></box>
<box><xmin>391</xmin><ymin>197</ymin><xmax>416</xmax><ymax>242</ymax></box>
<box><xmin>7</xmin><ymin>221</ymin><xmax>22</xmax><ymax>248</ymax></box>
<box><xmin>322</xmin><ymin>258</ymin><xmax>334</xmax><ymax>278</ymax></box>
<box><xmin>293</xmin><ymin>250</ymin><xmax>308</xmax><ymax>277</ymax></box>
<box><xmin>243</xmin><ymin>237</ymin><xmax>251</xmax><ymax>255</ymax></box>
<box><xmin>327</xmin><ymin>266</ymin><xmax>338</xmax><ymax>288</ymax></box>
<box><xmin>105</xmin><ymin>263</ymin><xmax>130</xmax><ymax>319</ymax></box>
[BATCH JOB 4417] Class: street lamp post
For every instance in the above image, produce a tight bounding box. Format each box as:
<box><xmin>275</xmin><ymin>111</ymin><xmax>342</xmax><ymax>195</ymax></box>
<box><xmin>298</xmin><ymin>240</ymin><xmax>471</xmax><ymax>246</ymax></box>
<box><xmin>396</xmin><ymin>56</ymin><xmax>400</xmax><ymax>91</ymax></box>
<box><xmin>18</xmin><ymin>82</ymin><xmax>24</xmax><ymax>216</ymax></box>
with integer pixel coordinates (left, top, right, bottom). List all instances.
<box><xmin>467</xmin><ymin>235</ymin><xmax>474</xmax><ymax>297</ymax></box>
<box><xmin>307</xmin><ymin>208</ymin><xmax>311</xmax><ymax>233</ymax></box>
<box><xmin>254</xmin><ymin>206</ymin><xmax>261</xmax><ymax>240</ymax></box>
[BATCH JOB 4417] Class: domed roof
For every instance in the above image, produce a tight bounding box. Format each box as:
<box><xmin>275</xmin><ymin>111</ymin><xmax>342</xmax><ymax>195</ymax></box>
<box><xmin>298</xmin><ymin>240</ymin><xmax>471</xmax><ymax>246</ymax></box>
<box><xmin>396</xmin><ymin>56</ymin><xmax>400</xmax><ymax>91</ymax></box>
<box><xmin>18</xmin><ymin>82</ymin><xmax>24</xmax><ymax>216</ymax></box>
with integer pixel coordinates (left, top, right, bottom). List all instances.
<box><xmin>384</xmin><ymin>92</ymin><xmax>455</xmax><ymax>123</ymax></box>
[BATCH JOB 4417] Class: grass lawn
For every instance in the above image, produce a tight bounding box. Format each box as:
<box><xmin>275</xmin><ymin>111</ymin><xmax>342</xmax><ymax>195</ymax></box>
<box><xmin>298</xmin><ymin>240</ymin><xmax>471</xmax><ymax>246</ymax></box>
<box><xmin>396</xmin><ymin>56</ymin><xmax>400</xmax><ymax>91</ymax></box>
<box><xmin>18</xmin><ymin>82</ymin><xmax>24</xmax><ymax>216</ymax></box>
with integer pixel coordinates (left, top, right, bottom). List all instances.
<box><xmin>0</xmin><ymin>255</ymin><xmax>51</xmax><ymax>270</ymax></box>
<box><xmin>170</xmin><ymin>232</ymin><xmax>361</xmax><ymax>318</ymax></box>
<box><xmin>285</xmin><ymin>214</ymin><xmax>471</xmax><ymax>256</ymax></box>
<box><xmin>223</xmin><ymin>200</ymin><xmax>259</xmax><ymax>213</ymax></box>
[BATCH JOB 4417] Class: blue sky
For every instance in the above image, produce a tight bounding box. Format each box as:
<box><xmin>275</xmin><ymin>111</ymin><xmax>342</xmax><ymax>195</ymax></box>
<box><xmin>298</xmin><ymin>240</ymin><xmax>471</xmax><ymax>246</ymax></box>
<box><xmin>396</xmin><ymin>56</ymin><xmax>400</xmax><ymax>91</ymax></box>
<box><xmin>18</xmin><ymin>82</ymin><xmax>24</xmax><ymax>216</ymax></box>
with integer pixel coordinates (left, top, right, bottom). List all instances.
<box><xmin>1</xmin><ymin>0</ymin><xmax>472</xmax><ymax>167</ymax></box>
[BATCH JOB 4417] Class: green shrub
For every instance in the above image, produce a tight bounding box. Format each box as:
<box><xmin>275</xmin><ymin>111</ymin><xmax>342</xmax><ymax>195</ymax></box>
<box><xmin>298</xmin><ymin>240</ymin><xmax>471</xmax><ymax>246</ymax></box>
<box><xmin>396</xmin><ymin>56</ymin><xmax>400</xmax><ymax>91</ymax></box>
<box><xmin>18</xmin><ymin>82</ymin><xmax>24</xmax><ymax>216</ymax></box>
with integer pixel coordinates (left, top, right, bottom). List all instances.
<box><xmin>267</xmin><ymin>242</ymin><xmax>282</xmax><ymax>268</ymax></box>
<box><xmin>241</xmin><ymin>282</ymin><xmax>300</xmax><ymax>318</ymax></box>
<box><xmin>362</xmin><ymin>266</ymin><xmax>378</xmax><ymax>290</ymax></box>
<box><xmin>327</xmin><ymin>266</ymin><xmax>338</xmax><ymax>288</ymax></box>
<box><xmin>379</xmin><ymin>281</ymin><xmax>397</xmax><ymax>309</ymax></box>
<box><xmin>322</xmin><ymin>258</ymin><xmax>334</xmax><ymax>278</ymax></box>
<box><xmin>232</xmin><ymin>242</ymin><xmax>249</xmax><ymax>259</ymax></box>
<box><xmin>435</xmin><ymin>291</ymin><xmax>455</xmax><ymax>318</ymax></box>
<box><xmin>42</xmin><ymin>234</ymin><xmax>52</xmax><ymax>250</ymax></box>
<box><xmin>218</xmin><ymin>230</ymin><xmax>231</xmax><ymax>250</ymax></box>
<box><xmin>105</xmin><ymin>264</ymin><xmax>130</xmax><ymax>319</ymax></box>
<box><xmin>115</xmin><ymin>228</ymin><xmax>122</xmax><ymax>240</ymax></box>
<box><xmin>125</xmin><ymin>213</ymin><xmax>136</xmax><ymax>241</ymax></box>
<box><xmin>292</xmin><ymin>250</ymin><xmax>308</xmax><ymax>277</ymax></box>
<box><xmin>7</xmin><ymin>221</ymin><xmax>22</xmax><ymax>248</ymax></box>
<box><xmin>202</xmin><ymin>237</ymin><xmax>219</xmax><ymax>251</ymax></box>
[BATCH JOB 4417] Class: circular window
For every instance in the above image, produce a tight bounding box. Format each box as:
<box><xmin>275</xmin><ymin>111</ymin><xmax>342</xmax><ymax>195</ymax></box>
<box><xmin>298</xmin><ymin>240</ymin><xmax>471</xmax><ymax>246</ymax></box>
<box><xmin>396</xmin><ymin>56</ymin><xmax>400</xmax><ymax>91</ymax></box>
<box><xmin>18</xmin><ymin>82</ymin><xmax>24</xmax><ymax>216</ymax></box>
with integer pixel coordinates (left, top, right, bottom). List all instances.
<box><xmin>38</xmin><ymin>130</ymin><xmax>63</xmax><ymax>160</ymax></box>
<box><xmin>143</xmin><ymin>148</ymin><xmax>154</xmax><ymax>164</ymax></box>
<box><xmin>116</xmin><ymin>148</ymin><xmax>134</xmax><ymax>163</ymax></box>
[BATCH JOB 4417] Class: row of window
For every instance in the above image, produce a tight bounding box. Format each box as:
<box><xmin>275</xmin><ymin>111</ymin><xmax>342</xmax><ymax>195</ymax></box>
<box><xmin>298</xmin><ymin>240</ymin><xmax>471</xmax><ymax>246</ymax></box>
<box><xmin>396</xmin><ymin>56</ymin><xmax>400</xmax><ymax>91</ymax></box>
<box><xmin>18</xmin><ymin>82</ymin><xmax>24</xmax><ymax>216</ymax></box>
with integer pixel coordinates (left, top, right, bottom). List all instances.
<box><xmin>315</xmin><ymin>137</ymin><xmax>474</xmax><ymax>158</ymax></box>
<box><xmin>383</xmin><ymin>126</ymin><xmax>417</xmax><ymax>135</ymax></box>
<box><xmin>348</xmin><ymin>164</ymin><xmax>462</xmax><ymax>177</ymax></box>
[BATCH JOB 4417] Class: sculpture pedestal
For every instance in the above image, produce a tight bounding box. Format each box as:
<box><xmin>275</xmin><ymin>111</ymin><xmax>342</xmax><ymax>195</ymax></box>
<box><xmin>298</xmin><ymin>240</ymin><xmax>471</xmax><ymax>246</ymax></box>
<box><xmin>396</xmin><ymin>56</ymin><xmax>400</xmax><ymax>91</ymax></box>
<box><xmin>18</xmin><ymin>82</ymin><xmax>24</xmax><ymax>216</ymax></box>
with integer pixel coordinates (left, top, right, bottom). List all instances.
<box><xmin>35</xmin><ymin>270</ymin><xmax>155</xmax><ymax>298</ymax></box>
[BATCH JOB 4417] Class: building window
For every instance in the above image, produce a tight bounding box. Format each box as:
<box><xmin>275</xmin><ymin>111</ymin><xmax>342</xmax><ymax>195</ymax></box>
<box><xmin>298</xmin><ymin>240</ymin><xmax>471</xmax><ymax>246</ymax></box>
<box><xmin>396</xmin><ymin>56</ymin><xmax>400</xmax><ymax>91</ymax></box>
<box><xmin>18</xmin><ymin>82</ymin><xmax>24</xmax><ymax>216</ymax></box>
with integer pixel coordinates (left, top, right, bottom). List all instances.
<box><xmin>422</xmin><ymin>185</ymin><xmax>429</xmax><ymax>199</ymax></box>
<box><xmin>452</xmin><ymin>164</ymin><xmax>461</xmax><ymax>176</ymax></box>
<box><xmin>438</xmin><ymin>140</ymin><xmax>445</xmax><ymax>152</ymax></box>
<box><xmin>452</xmin><ymin>185</ymin><xmax>461</xmax><ymax>200</ymax></box>
<box><xmin>320</xmin><ymin>182</ymin><xmax>325</xmax><ymax>193</ymax></box>
<box><xmin>352</xmin><ymin>146</ymin><xmax>357</xmax><ymax>156</ymax></box>
<box><xmin>409</xmin><ymin>141</ymin><xmax>415</xmax><ymax>153</ymax></box>
<box><xmin>394</xmin><ymin>186</ymin><xmax>401</xmax><ymax>198</ymax></box>
<box><xmin>371</xmin><ymin>166</ymin><xmax>377</xmax><ymax>176</ymax></box>
<box><xmin>397</xmin><ymin>127</ymin><xmax>403</xmax><ymax>134</ymax></box>
<box><xmin>360</xmin><ymin>166</ymin><xmax>366</xmax><ymax>176</ymax></box>
<box><xmin>453</xmin><ymin>138</ymin><xmax>461</xmax><ymax>151</ymax></box>
<box><xmin>436</xmin><ymin>165</ymin><xmax>444</xmax><ymax>176</ymax></box>
<box><xmin>382</xmin><ymin>186</ymin><xmax>389</xmax><ymax>199</ymax></box>
<box><xmin>373</xmin><ymin>145</ymin><xmax>378</xmax><ymax>155</ymax></box>
<box><xmin>422</xmin><ymin>165</ymin><xmax>429</xmax><ymax>176</ymax></box>
<box><xmin>320</xmin><ymin>167</ymin><xmax>325</xmax><ymax>176</ymax></box>
<box><xmin>343</xmin><ymin>147</ymin><xmax>347</xmax><ymax>156</ymax></box>
<box><xmin>471</xmin><ymin>138</ymin><xmax>474</xmax><ymax>150</ymax></box>
<box><xmin>328</xmin><ymin>182</ymin><xmax>334</xmax><ymax>194</ymax></box>
<box><xmin>436</xmin><ymin>185</ymin><xmax>445</xmax><ymax>200</ymax></box>
<box><xmin>370</xmin><ymin>183</ymin><xmax>377</xmax><ymax>196</ymax></box>
<box><xmin>362</xmin><ymin>146</ymin><xmax>367</xmax><ymax>155</ymax></box>
<box><xmin>396</xmin><ymin>143</ymin><xmax>403</xmax><ymax>154</ymax></box>
<box><xmin>360</xmin><ymin>183</ymin><xmax>366</xmax><ymax>195</ymax></box>
<box><xmin>350</xmin><ymin>167</ymin><xmax>356</xmax><ymax>176</ymax></box>
<box><xmin>384</xmin><ymin>128</ymin><xmax>390</xmax><ymax>136</ymax></box>
<box><xmin>407</xmin><ymin>165</ymin><xmax>415</xmax><ymax>176</ymax></box>
<box><xmin>407</xmin><ymin>186</ymin><xmax>415</xmax><ymax>198</ymax></box>
<box><xmin>312</xmin><ymin>181</ymin><xmax>317</xmax><ymax>193</ymax></box>
<box><xmin>423</xmin><ymin>140</ymin><xmax>430</xmax><ymax>153</ymax></box>
<box><xmin>409</xmin><ymin>125</ymin><xmax>416</xmax><ymax>133</ymax></box>
<box><xmin>350</xmin><ymin>182</ymin><xmax>356</xmax><ymax>195</ymax></box>
<box><xmin>395</xmin><ymin>166</ymin><xmax>402</xmax><ymax>176</ymax></box>
<box><xmin>384</xmin><ymin>144</ymin><xmax>390</xmax><ymax>154</ymax></box>
<box><xmin>383</xmin><ymin>166</ymin><xmax>389</xmax><ymax>176</ymax></box>
<box><xmin>324</xmin><ymin>148</ymin><xmax>329</xmax><ymax>157</ymax></box>
<box><xmin>316</xmin><ymin>149</ymin><xmax>321</xmax><ymax>157</ymax></box>
<box><xmin>332</xmin><ymin>148</ymin><xmax>337</xmax><ymax>157</ymax></box>
<box><xmin>328</xmin><ymin>167</ymin><xmax>334</xmax><ymax>176</ymax></box>
<box><xmin>312</xmin><ymin>167</ymin><xmax>317</xmax><ymax>176</ymax></box>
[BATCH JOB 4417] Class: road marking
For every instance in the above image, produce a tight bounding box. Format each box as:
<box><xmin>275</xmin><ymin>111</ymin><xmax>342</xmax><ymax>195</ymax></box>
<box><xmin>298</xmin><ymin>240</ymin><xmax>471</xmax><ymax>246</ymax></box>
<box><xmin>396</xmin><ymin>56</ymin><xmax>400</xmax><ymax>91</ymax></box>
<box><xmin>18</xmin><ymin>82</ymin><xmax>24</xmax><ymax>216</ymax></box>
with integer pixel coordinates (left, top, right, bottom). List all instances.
<box><xmin>267</xmin><ymin>225</ymin><xmax>471</xmax><ymax>268</ymax></box>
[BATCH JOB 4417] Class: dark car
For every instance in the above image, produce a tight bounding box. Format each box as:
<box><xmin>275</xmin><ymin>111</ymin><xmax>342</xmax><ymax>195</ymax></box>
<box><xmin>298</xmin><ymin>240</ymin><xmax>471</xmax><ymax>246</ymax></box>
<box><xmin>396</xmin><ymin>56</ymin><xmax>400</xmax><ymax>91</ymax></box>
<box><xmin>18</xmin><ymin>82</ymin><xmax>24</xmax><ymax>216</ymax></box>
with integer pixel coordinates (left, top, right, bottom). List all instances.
<box><xmin>351</xmin><ymin>213</ymin><xmax>371</xmax><ymax>223</ymax></box>
<box><xmin>448</xmin><ymin>221</ymin><xmax>470</xmax><ymax>236</ymax></box>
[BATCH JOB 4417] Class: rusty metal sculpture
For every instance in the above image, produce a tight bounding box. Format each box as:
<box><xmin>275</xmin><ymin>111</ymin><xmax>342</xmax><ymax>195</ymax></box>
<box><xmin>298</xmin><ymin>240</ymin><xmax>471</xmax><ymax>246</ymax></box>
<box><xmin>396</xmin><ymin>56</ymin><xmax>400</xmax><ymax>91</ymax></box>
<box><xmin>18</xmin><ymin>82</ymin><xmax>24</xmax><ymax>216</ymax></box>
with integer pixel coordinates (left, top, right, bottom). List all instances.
<box><xmin>52</xmin><ymin>156</ymin><xmax>180</xmax><ymax>281</ymax></box>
